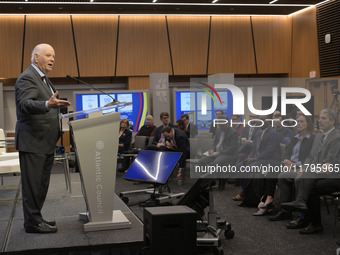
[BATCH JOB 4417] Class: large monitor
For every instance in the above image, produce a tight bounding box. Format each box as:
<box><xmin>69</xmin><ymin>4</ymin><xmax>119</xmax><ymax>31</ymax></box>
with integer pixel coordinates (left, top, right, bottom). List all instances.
<box><xmin>124</xmin><ymin>150</ymin><xmax>182</xmax><ymax>185</ymax></box>
<box><xmin>74</xmin><ymin>90</ymin><xmax>148</xmax><ymax>132</ymax></box>
<box><xmin>173</xmin><ymin>89</ymin><xmax>233</xmax><ymax>130</ymax></box>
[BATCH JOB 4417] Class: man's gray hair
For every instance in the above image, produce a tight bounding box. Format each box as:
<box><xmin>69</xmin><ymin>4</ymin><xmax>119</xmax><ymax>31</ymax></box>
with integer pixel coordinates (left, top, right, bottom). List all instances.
<box><xmin>31</xmin><ymin>44</ymin><xmax>43</xmax><ymax>64</ymax></box>
<box><xmin>320</xmin><ymin>108</ymin><xmax>338</xmax><ymax>125</ymax></box>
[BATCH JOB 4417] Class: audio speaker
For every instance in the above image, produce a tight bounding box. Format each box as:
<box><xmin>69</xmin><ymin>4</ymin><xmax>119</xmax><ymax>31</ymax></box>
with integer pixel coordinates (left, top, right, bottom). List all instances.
<box><xmin>143</xmin><ymin>206</ymin><xmax>197</xmax><ymax>255</ymax></box>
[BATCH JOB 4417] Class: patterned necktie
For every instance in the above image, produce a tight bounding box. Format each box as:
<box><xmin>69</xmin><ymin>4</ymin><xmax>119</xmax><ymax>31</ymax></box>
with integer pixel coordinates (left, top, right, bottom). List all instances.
<box><xmin>312</xmin><ymin>134</ymin><xmax>325</xmax><ymax>164</ymax></box>
<box><xmin>42</xmin><ymin>76</ymin><xmax>54</xmax><ymax>94</ymax></box>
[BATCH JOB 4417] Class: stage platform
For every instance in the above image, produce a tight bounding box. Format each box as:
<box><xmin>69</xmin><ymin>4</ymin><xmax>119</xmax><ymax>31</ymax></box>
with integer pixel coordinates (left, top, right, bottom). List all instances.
<box><xmin>0</xmin><ymin>172</ymin><xmax>143</xmax><ymax>255</ymax></box>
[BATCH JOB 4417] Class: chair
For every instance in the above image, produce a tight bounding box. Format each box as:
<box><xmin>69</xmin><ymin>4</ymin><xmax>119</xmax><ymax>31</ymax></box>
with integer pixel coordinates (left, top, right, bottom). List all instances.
<box><xmin>280</xmin><ymin>143</ymin><xmax>286</xmax><ymax>161</ymax></box>
<box><xmin>0</xmin><ymin>129</ymin><xmax>20</xmax><ymax>185</ymax></box>
<box><xmin>186</xmin><ymin>138</ymin><xmax>214</xmax><ymax>164</ymax></box>
<box><xmin>133</xmin><ymin>136</ymin><xmax>147</xmax><ymax>150</ymax></box>
<box><xmin>147</xmin><ymin>136</ymin><xmax>154</xmax><ymax>147</ymax></box>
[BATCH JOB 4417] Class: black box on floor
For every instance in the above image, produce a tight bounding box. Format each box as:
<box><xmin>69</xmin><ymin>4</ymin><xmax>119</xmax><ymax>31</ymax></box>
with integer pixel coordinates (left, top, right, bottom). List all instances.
<box><xmin>143</xmin><ymin>206</ymin><xmax>197</xmax><ymax>255</ymax></box>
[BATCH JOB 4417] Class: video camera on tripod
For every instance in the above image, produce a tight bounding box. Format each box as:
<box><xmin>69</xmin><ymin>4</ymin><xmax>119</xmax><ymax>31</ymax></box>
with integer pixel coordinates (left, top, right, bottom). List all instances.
<box><xmin>330</xmin><ymin>80</ymin><xmax>339</xmax><ymax>96</ymax></box>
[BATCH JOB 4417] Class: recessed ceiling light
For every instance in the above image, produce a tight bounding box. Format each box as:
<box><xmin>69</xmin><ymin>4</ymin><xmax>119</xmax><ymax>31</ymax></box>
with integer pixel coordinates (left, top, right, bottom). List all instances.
<box><xmin>212</xmin><ymin>0</ymin><xmax>218</xmax><ymax>3</ymax></box>
<box><xmin>153</xmin><ymin>0</ymin><xmax>157</xmax><ymax>3</ymax></box>
<box><xmin>269</xmin><ymin>0</ymin><xmax>278</xmax><ymax>4</ymax></box>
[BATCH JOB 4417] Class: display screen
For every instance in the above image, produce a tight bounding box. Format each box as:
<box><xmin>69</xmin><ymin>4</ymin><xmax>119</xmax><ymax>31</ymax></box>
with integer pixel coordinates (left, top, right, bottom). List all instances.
<box><xmin>175</xmin><ymin>90</ymin><xmax>233</xmax><ymax>130</ymax></box>
<box><xmin>124</xmin><ymin>151</ymin><xmax>182</xmax><ymax>184</ymax></box>
<box><xmin>74</xmin><ymin>91</ymin><xmax>148</xmax><ymax>132</ymax></box>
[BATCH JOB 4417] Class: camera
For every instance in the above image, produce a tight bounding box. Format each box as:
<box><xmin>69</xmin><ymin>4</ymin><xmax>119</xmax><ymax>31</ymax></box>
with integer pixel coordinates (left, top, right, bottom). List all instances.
<box><xmin>330</xmin><ymin>80</ymin><xmax>339</xmax><ymax>96</ymax></box>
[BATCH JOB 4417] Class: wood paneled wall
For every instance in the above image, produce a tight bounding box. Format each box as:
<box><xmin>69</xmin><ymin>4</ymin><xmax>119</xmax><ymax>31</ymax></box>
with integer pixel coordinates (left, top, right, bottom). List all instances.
<box><xmin>0</xmin><ymin>11</ymin><xmax>319</xmax><ymax>82</ymax></box>
<box><xmin>252</xmin><ymin>16</ymin><xmax>292</xmax><ymax>74</ymax></box>
<box><xmin>291</xmin><ymin>7</ymin><xmax>320</xmax><ymax>78</ymax></box>
<box><xmin>72</xmin><ymin>16</ymin><xmax>118</xmax><ymax>77</ymax></box>
<box><xmin>23</xmin><ymin>15</ymin><xmax>78</xmax><ymax>77</ymax></box>
<box><xmin>0</xmin><ymin>16</ymin><xmax>25</xmax><ymax>78</ymax></box>
<box><xmin>167</xmin><ymin>16</ymin><xmax>210</xmax><ymax>75</ymax></box>
<box><xmin>116</xmin><ymin>16</ymin><xmax>172</xmax><ymax>76</ymax></box>
<box><xmin>208</xmin><ymin>16</ymin><xmax>256</xmax><ymax>74</ymax></box>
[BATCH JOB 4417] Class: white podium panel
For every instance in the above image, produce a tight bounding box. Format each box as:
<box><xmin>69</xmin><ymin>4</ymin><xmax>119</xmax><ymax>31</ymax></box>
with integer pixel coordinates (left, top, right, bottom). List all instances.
<box><xmin>69</xmin><ymin>110</ymin><xmax>131</xmax><ymax>232</ymax></box>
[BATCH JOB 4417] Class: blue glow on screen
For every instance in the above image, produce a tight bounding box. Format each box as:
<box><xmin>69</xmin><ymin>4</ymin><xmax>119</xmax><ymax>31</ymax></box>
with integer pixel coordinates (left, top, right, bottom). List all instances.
<box><xmin>75</xmin><ymin>92</ymin><xmax>147</xmax><ymax>132</ymax></box>
<box><xmin>124</xmin><ymin>151</ymin><xmax>182</xmax><ymax>184</ymax></box>
<box><xmin>175</xmin><ymin>90</ymin><xmax>233</xmax><ymax>130</ymax></box>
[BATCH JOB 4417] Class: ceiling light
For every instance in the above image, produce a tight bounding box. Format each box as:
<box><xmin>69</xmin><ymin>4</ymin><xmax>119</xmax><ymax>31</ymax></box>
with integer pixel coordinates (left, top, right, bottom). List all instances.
<box><xmin>269</xmin><ymin>0</ymin><xmax>278</xmax><ymax>4</ymax></box>
<box><xmin>212</xmin><ymin>0</ymin><xmax>218</xmax><ymax>3</ymax></box>
<box><xmin>152</xmin><ymin>0</ymin><xmax>157</xmax><ymax>3</ymax></box>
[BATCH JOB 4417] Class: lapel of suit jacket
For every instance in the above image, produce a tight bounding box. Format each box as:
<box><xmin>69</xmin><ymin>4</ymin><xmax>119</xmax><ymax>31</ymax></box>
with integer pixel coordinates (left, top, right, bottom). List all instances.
<box><xmin>29</xmin><ymin>65</ymin><xmax>54</xmax><ymax>97</ymax></box>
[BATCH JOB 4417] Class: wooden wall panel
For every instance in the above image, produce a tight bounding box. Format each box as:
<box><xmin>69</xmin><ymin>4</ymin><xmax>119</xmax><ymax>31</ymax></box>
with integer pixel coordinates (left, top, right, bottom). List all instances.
<box><xmin>23</xmin><ymin>15</ymin><xmax>77</xmax><ymax>78</ymax></box>
<box><xmin>208</xmin><ymin>16</ymin><xmax>256</xmax><ymax>75</ymax></box>
<box><xmin>72</xmin><ymin>16</ymin><xmax>118</xmax><ymax>77</ymax></box>
<box><xmin>291</xmin><ymin>7</ymin><xmax>320</xmax><ymax>78</ymax></box>
<box><xmin>128</xmin><ymin>77</ymin><xmax>149</xmax><ymax>90</ymax></box>
<box><xmin>0</xmin><ymin>16</ymin><xmax>25</xmax><ymax>79</ymax></box>
<box><xmin>116</xmin><ymin>16</ymin><xmax>172</xmax><ymax>77</ymax></box>
<box><xmin>252</xmin><ymin>16</ymin><xmax>292</xmax><ymax>74</ymax></box>
<box><xmin>167</xmin><ymin>16</ymin><xmax>210</xmax><ymax>75</ymax></box>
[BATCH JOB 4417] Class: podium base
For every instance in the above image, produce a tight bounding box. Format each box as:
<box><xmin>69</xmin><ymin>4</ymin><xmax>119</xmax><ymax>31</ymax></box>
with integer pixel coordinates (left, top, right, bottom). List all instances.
<box><xmin>79</xmin><ymin>210</ymin><xmax>131</xmax><ymax>232</ymax></box>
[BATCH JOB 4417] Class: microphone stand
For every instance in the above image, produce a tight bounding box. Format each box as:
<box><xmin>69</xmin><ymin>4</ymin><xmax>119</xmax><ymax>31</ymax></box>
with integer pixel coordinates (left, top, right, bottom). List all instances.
<box><xmin>66</xmin><ymin>75</ymin><xmax>119</xmax><ymax>106</ymax></box>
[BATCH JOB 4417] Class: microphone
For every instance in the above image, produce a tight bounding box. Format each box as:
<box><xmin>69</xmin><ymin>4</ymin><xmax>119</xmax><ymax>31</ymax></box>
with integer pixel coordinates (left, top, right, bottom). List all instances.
<box><xmin>66</xmin><ymin>75</ymin><xmax>119</xmax><ymax>106</ymax></box>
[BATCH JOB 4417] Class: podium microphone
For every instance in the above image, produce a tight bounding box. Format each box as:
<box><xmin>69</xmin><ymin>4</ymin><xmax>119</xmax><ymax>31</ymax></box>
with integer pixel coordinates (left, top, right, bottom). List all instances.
<box><xmin>66</xmin><ymin>75</ymin><xmax>119</xmax><ymax>106</ymax></box>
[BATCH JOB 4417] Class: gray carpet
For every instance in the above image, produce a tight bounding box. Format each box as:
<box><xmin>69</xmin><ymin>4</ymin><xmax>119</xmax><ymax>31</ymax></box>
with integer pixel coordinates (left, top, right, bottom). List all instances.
<box><xmin>1</xmin><ymin>162</ymin><xmax>339</xmax><ymax>255</ymax></box>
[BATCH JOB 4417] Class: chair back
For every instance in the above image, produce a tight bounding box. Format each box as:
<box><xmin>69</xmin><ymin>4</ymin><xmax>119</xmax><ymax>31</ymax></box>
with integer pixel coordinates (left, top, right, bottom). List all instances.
<box><xmin>280</xmin><ymin>143</ymin><xmax>286</xmax><ymax>161</ymax></box>
<box><xmin>148</xmin><ymin>136</ymin><xmax>154</xmax><ymax>147</ymax></box>
<box><xmin>197</xmin><ymin>138</ymin><xmax>214</xmax><ymax>157</ymax></box>
<box><xmin>134</xmin><ymin>136</ymin><xmax>147</xmax><ymax>150</ymax></box>
<box><xmin>188</xmin><ymin>138</ymin><xmax>198</xmax><ymax>159</ymax></box>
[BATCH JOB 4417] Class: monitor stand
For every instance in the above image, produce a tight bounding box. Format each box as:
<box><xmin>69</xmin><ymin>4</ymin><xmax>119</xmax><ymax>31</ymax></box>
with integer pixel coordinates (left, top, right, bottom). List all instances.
<box><xmin>119</xmin><ymin>184</ymin><xmax>185</xmax><ymax>206</ymax></box>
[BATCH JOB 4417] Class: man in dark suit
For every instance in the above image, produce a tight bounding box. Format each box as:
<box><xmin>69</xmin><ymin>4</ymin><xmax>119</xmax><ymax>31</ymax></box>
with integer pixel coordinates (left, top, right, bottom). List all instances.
<box><xmin>197</xmin><ymin>114</ymin><xmax>239</xmax><ymax>187</ymax></box>
<box><xmin>15</xmin><ymin>44</ymin><xmax>71</xmax><ymax>233</ymax></box>
<box><xmin>282</xmin><ymin>109</ymin><xmax>340</xmax><ymax>234</ymax></box>
<box><xmin>148</xmin><ymin>112</ymin><xmax>176</xmax><ymax>150</ymax></box>
<box><xmin>162</xmin><ymin>126</ymin><xmax>190</xmax><ymax>185</ymax></box>
<box><xmin>181</xmin><ymin>113</ymin><xmax>198</xmax><ymax>138</ymax></box>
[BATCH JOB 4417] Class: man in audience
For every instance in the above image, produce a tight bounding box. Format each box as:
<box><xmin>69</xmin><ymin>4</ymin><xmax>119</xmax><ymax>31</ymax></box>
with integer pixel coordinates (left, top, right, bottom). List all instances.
<box><xmin>181</xmin><ymin>113</ymin><xmax>198</xmax><ymax>138</ymax></box>
<box><xmin>231</xmin><ymin>114</ymin><xmax>243</xmax><ymax>136</ymax></box>
<box><xmin>209</xmin><ymin>110</ymin><xmax>224</xmax><ymax>137</ymax></box>
<box><xmin>273</xmin><ymin>110</ymin><xmax>292</xmax><ymax>145</ymax></box>
<box><xmin>197</xmin><ymin>115</ymin><xmax>238</xmax><ymax>189</ymax></box>
<box><xmin>233</xmin><ymin>115</ymin><xmax>280</xmax><ymax>203</ymax></box>
<box><xmin>136</xmin><ymin>115</ymin><xmax>156</xmax><ymax>146</ymax></box>
<box><xmin>281</xmin><ymin>109</ymin><xmax>340</xmax><ymax>234</ymax></box>
<box><xmin>148</xmin><ymin>112</ymin><xmax>176</xmax><ymax>150</ymax></box>
<box><xmin>162</xmin><ymin>126</ymin><xmax>190</xmax><ymax>185</ymax></box>
<box><xmin>238</xmin><ymin>114</ymin><xmax>260</xmax><ymax>162</ymax></box>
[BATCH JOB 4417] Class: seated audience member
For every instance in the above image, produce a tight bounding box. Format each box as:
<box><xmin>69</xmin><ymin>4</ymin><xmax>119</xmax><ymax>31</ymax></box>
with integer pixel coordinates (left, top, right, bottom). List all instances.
<box><xmin>209</xmin><ymin>110</ymin><xmax>224</xmax><ymax>137</ymax></box>
<box><xmin>181</xmin><ymin>113</ymin><xmax>198</xmax><ymax>138</ymax></box>
<box><xmin>269</xmin><ymin>115</ymin><xmax>315</xmax><ymax>221</ymax></box>
<box><xmin>118</xmin><ymin>118</ymin><xmax>132</xmax><ymax>172</ymax></box>
<box><xmin>118</xmin><ymin>118</ymin><xmax>132</xmax><ymax>153</ymax></box>
<box><xmin>162</xmin><ymin>126</ymin><xmax>190</xmax><ymax>185</ymax></box>
<box><xmin>281</xmin><ymin>109</ymin><xmax>340</xmax><ymax>234</ymax></box>
<box><xmin>197</xmin><ymin>115</ymin><xmax>238</xmax><ymax>189</ymax></box>
<box><xmin>238</xmin><ymin>114</ymin><xmax>260</xmax><ymax>162</ymax></box>
<box><xmin>148</xmin><ymin>112</ymin><xmax>176</xmax><ymax>150</ymax></box>
<box><xmin>233</xmin><ymin>116</ymin><xmax>280</xmax><ymax>210</ymax></box>
<box><xmin>136</xmin><ymin>115</ymin><xmax>156</xmax><ymax>145</ymax></box>
<box><xmin>176</xmin><ymin>119</ymin><xmax>187</xmax><ymax>135</ymax></box>
<box><xmin>231</xmin><ymin>114</ymin><xmax>243</xmax><ymax>137</ymax></box>
<box><xmin>273</xmin><ymin>110</ymin><xmax>292</xmax><ymax>145</ymax></box>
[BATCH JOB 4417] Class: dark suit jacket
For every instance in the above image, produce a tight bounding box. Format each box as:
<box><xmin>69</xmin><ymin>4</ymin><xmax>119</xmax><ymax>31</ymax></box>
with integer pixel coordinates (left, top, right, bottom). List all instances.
<box><xmin>284</xmin><ymin>134</ymin><xmax>315</xmax><ymax>164</ymax></box>
<box><xmin>249</xmin><ymin>127</ymin><xmax>280</xmax><ymax>163</ymax></box>
<box><xmin>119</xmin><ymin>128</ymin><xmax>132</xmax><ymax>153</ymax></box>
<box><xmin>171</xmin><ymin>128</ymin><xmax>190</xmax><ymax>168</ymax></box>
<box><xmin>211</xmin><ymin>126</ymin><xmax>238</xmax><ymax>157</ymax></box>
<box><xmin>304</xmin><ymin>129</ymin><xmax>340</xmax><ymax>165</ymax></box>
<box><xmin>152</xmin><ymin>123</ymin><xmax>176</xmax><ymax>145</ymax></box>
<box><xmin>15</xmin><ymin>65</ymin><xmax>59</xmax><ymax>154</ymax></box>
<box><xmin>186</xmin><ymin>123</ymin><xmax>198</xmax><ymax>138</ymax></box>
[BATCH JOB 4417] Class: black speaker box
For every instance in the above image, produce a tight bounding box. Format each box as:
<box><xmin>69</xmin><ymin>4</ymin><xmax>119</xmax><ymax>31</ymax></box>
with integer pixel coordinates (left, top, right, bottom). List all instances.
<box><xmin>143</xmin><ymin>206</ymin><xmax>197</xmax><ymax>255</ymax></box>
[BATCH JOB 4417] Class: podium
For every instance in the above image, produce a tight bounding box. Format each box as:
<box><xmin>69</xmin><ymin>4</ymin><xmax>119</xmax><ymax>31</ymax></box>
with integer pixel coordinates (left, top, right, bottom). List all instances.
<box><xmin>62</xmin><ymin>103</ymin><xmax>131</xmax><ymax>232</ymax></box>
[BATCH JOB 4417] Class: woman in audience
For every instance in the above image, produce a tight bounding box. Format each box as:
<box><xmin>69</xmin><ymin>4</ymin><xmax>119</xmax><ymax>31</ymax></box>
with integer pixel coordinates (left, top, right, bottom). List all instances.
<box><xmin>118</xmin><ymin>118</ymin><xmax>132</xmax><ymax>154</ymax></box>
<box><xmin>117</xmin><ymin>118</ymin><xmax>132</xmax><ymax>172</ymax></box>
<box><xmin>254</xmin><ymin>114</ymin><xmax>314</xmax><ymax>216</ymax></box>
<box><xmin>268</xmin><ymin>114</ymin><xmax>315</xmax><ymax>220</ymax></box>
